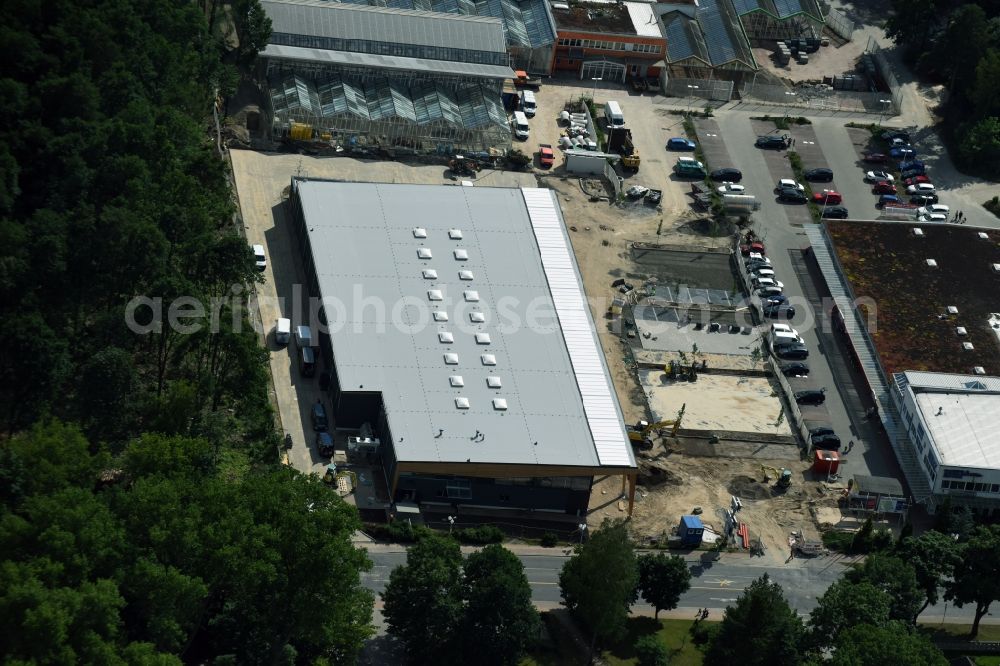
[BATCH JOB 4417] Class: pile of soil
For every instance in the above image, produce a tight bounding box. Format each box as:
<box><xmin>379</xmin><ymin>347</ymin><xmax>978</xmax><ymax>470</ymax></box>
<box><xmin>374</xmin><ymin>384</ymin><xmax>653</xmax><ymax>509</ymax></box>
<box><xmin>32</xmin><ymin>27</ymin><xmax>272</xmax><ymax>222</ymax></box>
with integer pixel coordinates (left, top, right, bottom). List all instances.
<box><xmin>727</xmin><ymin>475</ymin><xmax>772</xmax><ymax>500</ymax></box>
<box><xmin>638</xmin><ymin>461</ymin><xmax>683</xmax><ymax>487</ymax></box>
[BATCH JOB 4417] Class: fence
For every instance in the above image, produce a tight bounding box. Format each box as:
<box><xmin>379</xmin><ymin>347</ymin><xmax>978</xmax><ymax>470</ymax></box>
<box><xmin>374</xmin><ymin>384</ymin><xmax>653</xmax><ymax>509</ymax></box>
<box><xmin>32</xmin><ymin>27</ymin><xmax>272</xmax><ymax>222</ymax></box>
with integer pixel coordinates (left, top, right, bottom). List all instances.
<box><xmin>604</xmin><ymin>159</ymin><xmax>624</xmax><ymax>198</ymax></box>
<box><xmin>740</xmin><ymin>80</ymin><xmax>899</xmax><ymax>115</ymax></box>
<box><xmin>824</xmin><ymin>6</ymin><xmax>855</xmax><ymax>41</ymax></box>
<box><xmin>663</xmin><ymin>76</ymin><xmax>735</xmax><ymax>104</ymax></box>
<box><xmin>869</xmin><ymin>41</ymin><xmax>904</xmax><ymax>117</ymax></box>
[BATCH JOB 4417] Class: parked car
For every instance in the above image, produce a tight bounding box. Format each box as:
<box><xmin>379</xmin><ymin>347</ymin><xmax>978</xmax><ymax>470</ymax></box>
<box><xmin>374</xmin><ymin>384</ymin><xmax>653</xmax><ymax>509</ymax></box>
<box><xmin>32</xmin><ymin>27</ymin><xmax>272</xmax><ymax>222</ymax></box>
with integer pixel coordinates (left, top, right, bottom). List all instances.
<box><xmin>763</xmin><ymin>293</ymin><xmax>787</xmax><ymax>305</ymax></box>
<box><xmin>812</xmin><ymin>433</ymin><xmax>842</xmax><ymax>451</ymax></box>
<box><xmin>781</xmin><ymin>362</ymin><xmax>810</xmax><ymax>377</ymax></box>
<box><xmin>812</xmin><ymin>190</ymin><xmax>842</xmax><ymax>204</ymax></box>
<box><xmin>751</xmin><ymin>267</ymin><xmax>776</xmax><ymax>279</ymax></box>
<box><xmin>311</xmin><ymin>401</ymin><xmax>329</xmax><ymax>431</ymax></box>
<box><xmin>804</xmin><ymin>167</ymin><xmax>834</xmax><ymax>182</ymax></box>
<box><xmin>822</xmin><ymin>206</ymin><xmax>849</xmax><ymax>219</ymax></box>
<box><xmin>741</xmin><ymin>240</ymin><xmax>765</xmax><ymax>256</ymax></box>
<box><xmin>865</xmin><ymin>170</ymin><xmax>894</xmax><ymax>183</ymax></box>
<box><xmin>904</xmin><ymin>175</ymin><xmax>931</xmax><ymax>186</ymax></box>
<box><xmin>882</xmin><ymin>130</ymin><xmax>911</xmax><ymax>143</ymax></box>
<box><xmin>872</xmin><ymin>181</ymin><xmax>897</xmax><ymax>195</ymax></box>
<box><xmin>756</xmin><ymin>135</ymin><xmax>791</xmax><ymax>149</ymax></box>
<box><xmin>907</xmin><ymin>182</ymin><xmax>936</xmax><ymax>194</ymax></box>
<box><xmin>863</xmin><ymin>152</ymin><xmax>888</xmax><ymax>163</ymax></box>
<box><xmin>717</xmin><ymin>182</ymin><xmax>746</xmax><ymax>194</ymax></box>
<box><xmin>667</xmin><ymin>137</ymin><xmax>696</xmax><ymax>151</ymax></box>
<box><xmin>890</xmin><ymin>146</ymin><xmax>917</xmax><ymax>159</ymax></box>
<box><xmin>918</xmin><ymin>212</ymin><xmax>948</xmax><ymax>222</ymax></box>
<box><xmin>316</xmin><ymin>432</ymin><xmax>335</xmax><ymax>457</ymax></box>
<box><xmin>809</xmin><ymin>426</ymin><xmax>835</xmax><ymax>438</ymax></box>
<box><xmin>758</xmin><ymin>285</ymin><xmax>785</xmax><ymax>298</ymax></box>
<box><xmin>901</xmin><ymin>168</ymin><xmax>927</xmax><ymax>180</ymax></box>
<box><xmin>919</xmin><ymin>204</ymin><xmax>950</xmax><ymax>215</ymax></box>
<box><xmin>777</xmin><ymin>178</ymin><xmax>805</xmax><ymax>192</ymax></box>
<box><xmin>753</xmin><ymin>277</ymin><xmax>785</xmax><ymax>290</ymax></box>
<box><xmin>764</xmin><ymin>302</ymin><xmax>796</xmax><ymax>319</ymax></box>
<box><xmin>876</xmin><ymin>194</ymin><xmax>901</xmax><ymax>208</ymax></box>
<box><xmin>910</xmin><ymin>193</ymin><xmax>939</xmax><ymax>205</ymax></box>
<box><xmin>778</xmin><ymin>189</ymin><xmax>808</xmax><ymax>203</ymax></box>
<box><xmin>795</xmin><ymin>389</ymin><xmax>827</xmax><ymax>405</ymax></box>
<box><xmin>773</xmin><ymin>343</ymin><xmax>809</xmax><ymax>360</ymax></box>
<box><xmin>252</xmin><ymin>244</ymin><xmax>266</xmax><ymax>271</ymax></box>
<box><xmin>747</xmin><ymin>259</ymin><xmax>772</xmax><ymax>272</ymax></box>
<box><xmin>771</xmin><ymin>323</ymin><xmax>804</xmax><ymax>341</ymax></box>
<box><xmin>711</xmin><ymin>167</ymin><xmax>743</xmax><ymax>182</ymax></box>
<box><xmin>538</xmin><ymin>144</ymin><xmax>554</xmax><ymax>168</ymax></box>
<box><xmin>275</xmin><ymin>317</ymin><xmax>291</xmax><ymax>345</ymax></box>
<box><xmin>899</xmin><ymin>159</ymin><xmax>925</xmax><ymax>171</ymax></box>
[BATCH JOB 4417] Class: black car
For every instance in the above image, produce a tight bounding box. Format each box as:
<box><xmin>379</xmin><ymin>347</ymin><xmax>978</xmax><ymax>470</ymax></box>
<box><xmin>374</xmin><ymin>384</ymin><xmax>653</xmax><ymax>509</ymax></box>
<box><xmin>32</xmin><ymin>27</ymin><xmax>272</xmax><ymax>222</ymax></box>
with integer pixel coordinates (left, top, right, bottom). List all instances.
<box><xmin>756</xmin><ymin>135</ymin><xmax>790</xmax><ymax>149</ymax></box>
<box><xmin>881</xmin><ymin>130</ymin><xmax>911</xmax><ymax>143</ymax></box>
<box><xmin>910</xmin><ymin>193</ymin><xmax>939</xmax><ymax>205</ymax></box>
<box><xmin>901</xmin><ymin>167</ymin><xmax>926</xmax><ymax>179</ymax></box>
<box><xmin>778</xmin><ymin>188</ymin><xmax>808</xmax><ymax>203</ymax></box>
<box><xmin>774</xmin><ymin>343</ymin><xmax>809</xmax><ymax>360</ymax></box>
<box><xmin>812</xmin><ymin>433</ymin><xmax>842</xmax><ymax>451</ymax></box>
<box><xmin>311</xmin><ymin>401</ymin><xmax>329</xmax><ymax>431</ymax></box>
<box><xmin>763</xmin><ymin>302</ymin><xmax>796</xmax><ymax>319</ymax></box>
<box><xmin>809</xmin><ymin>426</ymin><xmax>835</xmax><ymax>438</ymax></box>
<box><xmin>822</xmin><ymin>206</ymin><xmax>849</xmax><ymax>219</ymax></box>
<box><xmin>804</xmin><ymin>167</ymin><xmax>833</xmax><ymax>182</ymax></box>
<box><xmin>795</xmin><ymin>389</ymin><xmax>827</xmax><ymax>405</ymax></box>
<box><xmin>316</xmin><ymin>431</ymin><xmax>335</xmax><ymax>457</ymax></box>
<box><xmin>781</xmin><ymin>362</ymin><xmax>810</xmax><ymax>377</ymax></box>
<box><xmin>710</xmin><ymin>167</ymin><xmax>743</xmax><ymax>182</ymax></box>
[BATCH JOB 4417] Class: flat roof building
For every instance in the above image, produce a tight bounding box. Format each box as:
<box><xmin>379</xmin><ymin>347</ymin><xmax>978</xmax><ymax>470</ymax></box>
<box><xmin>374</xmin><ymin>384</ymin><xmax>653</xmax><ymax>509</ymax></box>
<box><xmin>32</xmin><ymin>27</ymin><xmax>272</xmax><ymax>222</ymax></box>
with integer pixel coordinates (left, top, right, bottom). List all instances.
<box><xmin>288</xmin><ymin>180</ymin><xmax>637</xmax><ymax>518</ymax></box>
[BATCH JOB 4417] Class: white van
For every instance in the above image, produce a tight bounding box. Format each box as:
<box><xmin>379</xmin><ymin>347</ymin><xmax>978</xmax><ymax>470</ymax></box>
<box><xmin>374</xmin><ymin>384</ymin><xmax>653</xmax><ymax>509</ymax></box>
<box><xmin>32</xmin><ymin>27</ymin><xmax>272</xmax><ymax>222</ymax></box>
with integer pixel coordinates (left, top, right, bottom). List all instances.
<box><xmin>275</xmin><ymin>317</ymin><xmax>291</xmax><ymax>345</ymax></box>
<box><xmin>604</xmin><ymin>101</ymin><xmax>625</xmax><ymax>129</ymax></box>
<box><xmin>512</xmin><ymin>111</ymin><xmax>530</xmax><ymax>140</ymax></box>
<box><xmin>520</xmin><ymin>90</ymin><xmax>537</xmax><ymax>117</ymax></box>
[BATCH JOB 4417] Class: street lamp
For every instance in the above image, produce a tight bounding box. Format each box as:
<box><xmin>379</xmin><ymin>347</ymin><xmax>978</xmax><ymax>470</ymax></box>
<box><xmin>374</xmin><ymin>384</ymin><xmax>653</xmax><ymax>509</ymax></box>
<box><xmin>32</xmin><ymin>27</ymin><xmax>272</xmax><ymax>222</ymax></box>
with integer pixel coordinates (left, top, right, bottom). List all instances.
<box><xmin>783</xmin><ymin>92</ymin><xmax>796</xmax><ymax>125</ymax></box>
<box><xmin>687</xmin><ymin>85</ymin><xmax>700</xmax><ymax>112</ymax></box>
<box><xmin>590</xmin><ymin>77</ymin><xmax>602</xmax><ymax>101</ymax></box>
<box><xmin>577</xmin><ymin>523</ymin><xmax>588</xmax><ymax>544</ymax></box>
<box><xmin>447</xmin><ymin>515</ymin><xmax>456</xmax><ymax>534</ymax></box>
<box><xmin>877</xmin><ymin>98</ymin><xmax>891</xmax><ymax>128</ymax></box>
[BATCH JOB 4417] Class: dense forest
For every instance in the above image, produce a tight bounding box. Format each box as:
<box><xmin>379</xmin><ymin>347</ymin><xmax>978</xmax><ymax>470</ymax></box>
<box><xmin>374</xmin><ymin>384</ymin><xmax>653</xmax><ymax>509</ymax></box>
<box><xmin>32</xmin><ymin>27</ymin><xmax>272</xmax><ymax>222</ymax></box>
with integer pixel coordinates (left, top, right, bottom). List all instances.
<box><xmin>0</xmin><ymin>1</ymin><xmax>374</xmax><ymax>662</ymax></box>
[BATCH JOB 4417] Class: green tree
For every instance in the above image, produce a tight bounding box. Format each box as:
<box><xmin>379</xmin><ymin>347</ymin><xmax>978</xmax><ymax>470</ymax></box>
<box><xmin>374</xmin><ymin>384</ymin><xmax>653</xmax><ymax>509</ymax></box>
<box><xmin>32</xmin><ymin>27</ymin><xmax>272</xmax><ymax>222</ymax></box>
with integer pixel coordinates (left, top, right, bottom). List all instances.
<box><xmin>461</xmin><ymin>544</ymin><xmax>541</xmax><ymax>666</ymax></box>
<box><xmin>77</xmin><ymin>347</ymin><xmax>136</xmax><ymax>443</ymax></box>
<box><xmin>959</xmin><ymin>117</ymin><xmax>1000</xmax><ymax>178</ymax></box>
<box><xmin>896</xmin><ymin>531</ymin><xmax>961</xmax><ymax>616</ymax></box>
<box><xmin>704</xmin><ymin>574</ymin><xmax>804</xmax><ymax>666</ymax></box>
<box><xmin>945</xmin><ymin>524</ymin><xmax>1000</xmax><ymax>638</ymax></box>
<box><xmin>829</xmin><ymin>621</ymin><xmax>947</xmax><ymax>666</ymax></box>
<box><xmin>935</xmin><ymin>5</ymin><xmax>992</xmax><ymax>98</ymax></box>
<box><xmin>232</xmin><ymin>0</ymin><xmax>273</xmax><ymax>66</ymax></box>
<box><xmin>808</xmin><ymin>580</ymin><xmax>891</xmax><ymax>650</ymax></box>
<box><xmin>637</xmin><ymin>553</ymin><xmax>691</xmax><ymax>619</ymax></box>
<box><xmin>635</xmin><ymin>634</ymin><xmax>670</xmax><ymax>666</ymax></box>
<box><xmin>383</xmin><ymin>535</ymin><xmax>464</xmax><ymax>665</ymax></box>
<box><xmin>972</xmin><ymin>50</ymin><xmax>1000</xmax><ymax>118</ymax></box>
<box><xmin>884</xmin><ymin>0</ymin><xmax>940</xmax><ymax>55</ymax></box>
<box><xmin>845</xmin><ymin>554</ymin><xmax>922</xmax><ymax>624</ymax></box>
<box><xmin>559</xmin><ymin>519</ymin><xmax>639</xmax><ymax>659</ymax></box>
<box><xmin>851</xmin><ymin>517</ymin><xmax>874</xmax><ymax>554</ymax></box>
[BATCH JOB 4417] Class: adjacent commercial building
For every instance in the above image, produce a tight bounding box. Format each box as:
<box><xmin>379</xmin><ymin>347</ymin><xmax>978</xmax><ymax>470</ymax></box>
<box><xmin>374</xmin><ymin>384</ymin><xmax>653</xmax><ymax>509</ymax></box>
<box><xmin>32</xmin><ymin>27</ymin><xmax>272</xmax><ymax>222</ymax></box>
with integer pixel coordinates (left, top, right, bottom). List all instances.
<box><xmin>551</xmin><ymin>2</ymin><xmax>666</xmax><ymax>82</ymax></box>
<box><xmin>287</xmin><ymin>180</ymin><xmax>638</xmax><ymax>519</ymax></box>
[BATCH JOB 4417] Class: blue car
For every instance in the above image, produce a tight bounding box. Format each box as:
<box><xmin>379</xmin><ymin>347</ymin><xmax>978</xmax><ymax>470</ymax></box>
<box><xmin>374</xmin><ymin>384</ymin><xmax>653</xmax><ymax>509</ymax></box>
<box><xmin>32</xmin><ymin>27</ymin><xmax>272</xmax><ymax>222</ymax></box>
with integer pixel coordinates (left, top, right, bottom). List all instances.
<box><xmin>876</xmin><ymin>194</ymin><xmax>900</xmax><ymax>208</ymax></box>
<box><xmin>666</xmin><ymin>137</ymin><xmax>696</xmax><ymax>151</ymax></box>
<box><xmin>316</xmin><ymin>431</ymin><xmax>334</xmax><ymax>457</ymax></box>
<box><xmin>890</xmin><ymin>146</ymin><xmax>916</xmax><ymax>159</ymax></box>
<box><xmin>899</xmin><ymin>160</ymin><xmax>925</xmax><ymax>171</ymax></box>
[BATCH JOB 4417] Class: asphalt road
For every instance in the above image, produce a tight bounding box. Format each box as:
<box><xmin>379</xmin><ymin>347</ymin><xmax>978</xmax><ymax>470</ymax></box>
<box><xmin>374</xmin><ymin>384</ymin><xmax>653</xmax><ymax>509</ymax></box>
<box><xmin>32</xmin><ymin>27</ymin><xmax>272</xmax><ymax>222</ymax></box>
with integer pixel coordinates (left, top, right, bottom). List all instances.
<box><xmin>362</xmin><ymin>547</ymin><xmax>984</xmax><ymax>623</ymax></box>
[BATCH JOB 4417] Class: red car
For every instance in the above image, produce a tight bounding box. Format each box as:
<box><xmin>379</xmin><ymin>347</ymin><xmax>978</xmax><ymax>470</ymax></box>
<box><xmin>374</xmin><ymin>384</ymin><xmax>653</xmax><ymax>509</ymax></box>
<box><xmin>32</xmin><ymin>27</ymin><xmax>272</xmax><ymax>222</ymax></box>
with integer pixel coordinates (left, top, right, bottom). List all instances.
<box><xmin>872</xmin><ymin>181</ymin><xmax>897</xmax><ymax>195</ymax></box>
<box><xmin>904</xmin><ymin>175</ymin><xmax>930</xmax><ymax>186</ymax></box>
<box><xmin>740</xmin><ymin>240</ymin><xmax>765</xmax><ymax>256</ymax></box>
<box><xmin>863</xmin><ymin>152</ymin><xmax>888</xmax><ymax>163</ymax></box>
<box><xmin>812</xmin><ymin>190</ymin><xmax>842</xmax><ymax>205</ymax></box>
<box><xmin>538</xmin><ymin>144</ymin><xmax>554</xmax><ymax>168</ymax></box>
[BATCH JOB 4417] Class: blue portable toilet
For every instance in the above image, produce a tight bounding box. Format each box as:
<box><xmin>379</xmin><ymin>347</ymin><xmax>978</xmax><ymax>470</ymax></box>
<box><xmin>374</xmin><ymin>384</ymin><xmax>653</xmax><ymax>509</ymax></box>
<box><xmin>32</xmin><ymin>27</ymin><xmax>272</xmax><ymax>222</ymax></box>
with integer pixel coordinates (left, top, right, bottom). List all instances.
<box><xmin>678</xmin><ymin>515</ymin><xmax>704</xmax><ymax>546</ymax></box>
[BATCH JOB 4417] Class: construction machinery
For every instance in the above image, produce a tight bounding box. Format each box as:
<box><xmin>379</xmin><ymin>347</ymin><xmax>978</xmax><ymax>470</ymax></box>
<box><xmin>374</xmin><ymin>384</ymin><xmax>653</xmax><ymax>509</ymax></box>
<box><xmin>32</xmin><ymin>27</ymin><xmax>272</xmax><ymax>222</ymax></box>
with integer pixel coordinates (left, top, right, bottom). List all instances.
<box><xmin>627</xmin><ymin>417</ymin><xmax>681</xmax><ymax>450</ymax></box>
<box><xmin>606</xmin><ymin>126</ymin><xmax>639</xmax><ymax>170</ymax></box>
<box><xmin>761</xmin><ymin>465</ymin><xmax>792</xmax><ymax>489</ymax></box>
<box><xmin>448</xmin><ymin>155</ymin><xmax>481</xmax><ymax>176</ymax></box>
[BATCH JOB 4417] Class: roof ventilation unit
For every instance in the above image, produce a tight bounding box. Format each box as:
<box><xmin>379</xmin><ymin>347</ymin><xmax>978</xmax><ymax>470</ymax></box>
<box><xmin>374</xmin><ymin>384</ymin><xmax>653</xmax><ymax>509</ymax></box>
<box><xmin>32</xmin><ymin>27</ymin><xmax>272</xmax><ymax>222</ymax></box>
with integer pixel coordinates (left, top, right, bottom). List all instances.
<box><xmin>947</xmin><ymin>306</ymin><xmax>959</xmax><ymax>315</ymax></box>
<box><xmin>454</xmin><ymin>249</ymin><xmax>469</xmax><ymax>260</ymax></box>
<box><xmin>992</xmin><ymin>263</ymin><xmax>1000</xmax><ymax>273</ymax></box>
<box><xmin>974</xmin><ymin>366</ymin><xmax>987</xmax><ymax>375</ymax></box>
<box><xmin>418</xmin><ymin>248</ymin><xmax>433</xmax><ymax>259</ymax></box>
<box><xmin>433</xmin><ymin>311</ymin><xmax>449</xmax><ymax>322</ymax></box>
<box><xmin>455</xmin><ymin>397</ymin><xmax>470</xmax><ymax>409</ymax></box>
<box><xmin>449</xmin><ymin>375</ymin><xmax>465</xmax><ymax>387</ymax></box>
<box><xmin>464</xmin><ymin>290</ymin><xmax>480</xmax><ymax>302</ymax></box>
<box><xmin>912</xmin><ymin>228</ymin><xmax>924</xmax><ymax>237</ymax></box>
<box><xmin>956</xmin><ymin>327</ymin><xmax>968</xmax><ymax>336</ymax></box>
<box><xmin>469</xmin><ymin>312</ymin><xmax>486</xmax><ymax>323</ymax></box>
<box><xmin>481</xmin><ymin>354</ymin><xmax>497</xmax><ymax>366</ymax></box>
<box><xmin>492</xmin><ymin>398</ymin><xmax>508</xmax><ymax>411</ymax></box>
<box><xmin>422</xmin><ymin>269</ymin><xmax>438</xmax><ymax>279</ymax></box>
<box><xmin>449</xmin><ymin>229</ymin><xmax>463</xmax><ymax>240</ymax></box>
<box><xmin>925</xmin><ymin>259</ymin><xmax>937</xmax><ymax>268</ymax></box>
<box><xmin>438</xmin><ymin>332</ymin><xmax>455</xmax><ymax>343</ymax></box>
<box><xmin>459</xmin><ymin>270</ymin><xmax>474</xmax><ymax>280</ymax></box>
<box><xmin>413</xmin><ymin>228</ymin><xmax>427</xmax><ymax>238</ymax></box>
<box><xmin>427</xmin><ymin>289</ymin><xmax>443</xmax><ymax>301</ymax></box>
<box><xmin>444</xmin><ymin>353</ymin><xmax>459</xmax><ymax>365</ymax></box>
<box><xmin>486</xmin><ymin>376</ymin><xmax>502</xmax><ymax>388</ymax></box>
<box><xmin>962</xmin><ymin>342</ymin><xmax>975</xmax><ymax>350</ymax></box>
<box><xmin>980</xmin><ymin>232</ymin><xmax>991</xmax><ymax>240</ymax></box>
<box><xmin>475</xmin><ymin>333</ymin><xmax>492</xmax><ymax>344</ymax></box>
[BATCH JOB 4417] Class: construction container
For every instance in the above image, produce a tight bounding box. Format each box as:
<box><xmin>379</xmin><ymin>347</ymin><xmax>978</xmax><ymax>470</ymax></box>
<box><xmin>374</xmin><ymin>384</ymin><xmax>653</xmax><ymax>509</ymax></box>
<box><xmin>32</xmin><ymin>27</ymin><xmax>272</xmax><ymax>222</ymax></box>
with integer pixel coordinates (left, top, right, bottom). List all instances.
<box><xmin>289</xmin><ymin>122</ymin><xmax>313</xmax><ymax>141</ymax></box>
<box><xmin>813</xmin><ymin>449</ymin><xmax>841</xmax><ymax>476</ymax></box>
<box><xmin>678</xmin><ymin>515</ymin><xmax>705</xmax><ymax>546</ymax></box>
<box><xmin>722</xmin><ymin>193</ymin><xmax>761</xmax><ymax>212</ymax></box>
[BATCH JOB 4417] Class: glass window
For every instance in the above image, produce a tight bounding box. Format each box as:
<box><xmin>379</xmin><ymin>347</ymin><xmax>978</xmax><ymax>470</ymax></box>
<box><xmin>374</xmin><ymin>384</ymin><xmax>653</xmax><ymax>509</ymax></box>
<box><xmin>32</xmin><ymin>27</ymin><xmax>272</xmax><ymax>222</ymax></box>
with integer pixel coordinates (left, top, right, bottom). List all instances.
<box><xmin>446</xmin><ymin>479</ymin><xmax>471</xmax><ymax>499</ymax></box>
<box><xmin>992</xmin><ymin>484</ymin><xmax>1000</xmax><ymax>493</ymax></box>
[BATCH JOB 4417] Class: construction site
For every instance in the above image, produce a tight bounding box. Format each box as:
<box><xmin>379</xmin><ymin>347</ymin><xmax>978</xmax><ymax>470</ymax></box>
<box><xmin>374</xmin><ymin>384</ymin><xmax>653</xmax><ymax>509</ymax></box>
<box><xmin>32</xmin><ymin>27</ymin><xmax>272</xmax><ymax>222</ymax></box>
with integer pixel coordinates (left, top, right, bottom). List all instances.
<box><xmin>543</xmin><ymin>173</ymin><xmax>849</xmax><ymax>564</ymax></box>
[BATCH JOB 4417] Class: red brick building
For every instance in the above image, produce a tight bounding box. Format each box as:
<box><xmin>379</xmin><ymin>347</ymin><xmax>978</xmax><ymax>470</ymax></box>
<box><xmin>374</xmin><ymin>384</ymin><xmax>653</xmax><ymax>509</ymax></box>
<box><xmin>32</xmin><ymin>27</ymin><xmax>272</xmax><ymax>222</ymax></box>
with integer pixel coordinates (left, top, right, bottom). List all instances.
<box><xmin>550</xmin><ymin>2</ymin><xmax>666</xmax><ymax>82</ymax></box>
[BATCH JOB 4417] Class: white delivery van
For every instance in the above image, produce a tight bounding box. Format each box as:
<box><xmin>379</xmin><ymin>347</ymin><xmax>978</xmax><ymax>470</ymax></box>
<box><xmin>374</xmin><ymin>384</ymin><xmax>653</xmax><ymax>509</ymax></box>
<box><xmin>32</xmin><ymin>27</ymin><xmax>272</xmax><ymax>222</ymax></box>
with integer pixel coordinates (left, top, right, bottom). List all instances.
<box><xmin>604</xmin><ymin>101</ymin><xmax>625</xmax><ymax>129</ymax></box>
<box><xmin>520</xmin><ymin>90</ymin><xmax>537</xmax><ymax>117</ymax></box>
<box><xmin>295</xmin><ymin>325</ymin><xmax>313</xmax><ymax>349</ymax></box>
<box><xmin>512</xmin><ymin>111</ymin><xmax>530</xmax><ymax>140</ymax></box>
<box><xmin>275</xmin><ymin>317</ymin><xmax>291</xmax><ymax>345</ymax></box>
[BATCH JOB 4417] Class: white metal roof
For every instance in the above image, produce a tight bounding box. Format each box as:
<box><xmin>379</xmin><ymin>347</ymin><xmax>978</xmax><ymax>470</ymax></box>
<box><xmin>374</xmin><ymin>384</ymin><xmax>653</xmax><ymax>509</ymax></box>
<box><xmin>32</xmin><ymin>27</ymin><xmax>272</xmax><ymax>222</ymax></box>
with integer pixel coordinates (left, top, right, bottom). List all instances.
<box><xmin>295</xmin><ymin>180</ymin><xmax>635</xmax><ymax>469</ymax></box>
<box><xmin>261</xmin><ymin>44</ymin><xmax>515</xmax><ymax>80</ymax></box>
<box><xmin>625</xmin><ymin>2</ymin><xmax>664</xmax><ymax>37</ymax></box>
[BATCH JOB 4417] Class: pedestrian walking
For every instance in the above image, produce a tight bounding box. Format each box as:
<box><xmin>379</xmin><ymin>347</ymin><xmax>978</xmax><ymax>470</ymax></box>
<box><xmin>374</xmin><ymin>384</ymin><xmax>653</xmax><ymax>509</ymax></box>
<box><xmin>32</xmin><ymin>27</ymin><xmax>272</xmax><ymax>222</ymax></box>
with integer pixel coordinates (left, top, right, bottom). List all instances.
<box><xmin>847</xmin><ymin>440</ymin><xmax>854</xmax><ymax>453</ymax></box>
<box><xmin>959</xmin><ymin>211</ymin><xmax>964</xmax><ymax>221</ymax></box>
<box><xmin>701</xmin><ymin>609</ymin><xmax>710</xmax><ymax>620</ymax></box>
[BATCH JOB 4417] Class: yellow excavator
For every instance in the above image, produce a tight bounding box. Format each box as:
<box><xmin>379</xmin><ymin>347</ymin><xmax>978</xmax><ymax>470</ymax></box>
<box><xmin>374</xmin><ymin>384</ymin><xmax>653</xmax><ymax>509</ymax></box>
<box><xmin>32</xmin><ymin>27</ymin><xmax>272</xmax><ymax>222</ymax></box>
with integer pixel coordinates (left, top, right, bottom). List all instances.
<box><xmin>627</xmin><ymin>417</ymin><xmax>681</xmax><ymax>450</ymax></box>
<box><xmin>761</xmin><ymin>465</ymin><xmax>792</xmax><ymax>489</ymax></box>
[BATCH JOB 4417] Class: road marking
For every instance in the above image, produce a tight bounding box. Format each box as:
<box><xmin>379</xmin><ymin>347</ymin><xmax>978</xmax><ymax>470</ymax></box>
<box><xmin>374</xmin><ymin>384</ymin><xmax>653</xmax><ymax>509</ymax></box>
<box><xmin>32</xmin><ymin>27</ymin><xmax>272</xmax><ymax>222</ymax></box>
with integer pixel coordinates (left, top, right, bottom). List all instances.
<box><xmin>707</xmin><ymin>579</ymin><xmax>734</xmax><ymax>586</ymax></box>
<box><xmin>710</xmin><ymin>598</ymin><xmax>738</xmax><ymax>602</ymax></box>
<box><xmin>802</xmin><ymin>140</ymin><xmax>816</xmax><ymax>145</ymax></box>
<box><xmin>527</xmin><ymin>581</ymin><xmax>560</xmax><ymax>586</ymax></box>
